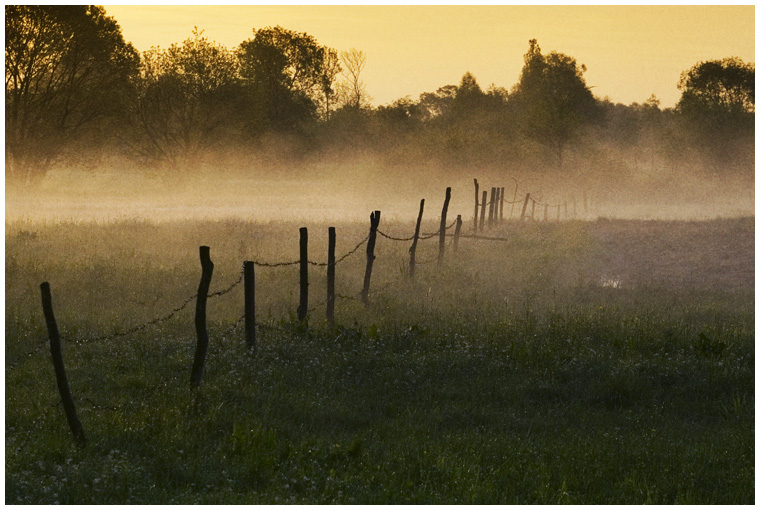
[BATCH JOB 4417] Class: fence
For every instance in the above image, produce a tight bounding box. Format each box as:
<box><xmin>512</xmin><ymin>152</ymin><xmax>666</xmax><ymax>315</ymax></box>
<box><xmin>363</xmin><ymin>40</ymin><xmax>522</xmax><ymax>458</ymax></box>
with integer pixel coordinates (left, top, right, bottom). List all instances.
<box><xmin>8</xmin><ymin>179</ymin><xmax>592</xmax><ymax>446</ymax></box>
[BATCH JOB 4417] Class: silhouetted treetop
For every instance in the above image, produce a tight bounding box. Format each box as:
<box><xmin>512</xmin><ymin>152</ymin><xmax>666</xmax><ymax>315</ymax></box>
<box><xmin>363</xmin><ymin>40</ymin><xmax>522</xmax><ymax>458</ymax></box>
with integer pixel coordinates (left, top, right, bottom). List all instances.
<box><xmin>677</xmin><ymin>57</ymin><xmax>754</xmax><ymax>115</ymax></box>
<box><xmin>5</xmin><ymin>5</ymin><xmax>138</xmax><ymax>181</ymax></box>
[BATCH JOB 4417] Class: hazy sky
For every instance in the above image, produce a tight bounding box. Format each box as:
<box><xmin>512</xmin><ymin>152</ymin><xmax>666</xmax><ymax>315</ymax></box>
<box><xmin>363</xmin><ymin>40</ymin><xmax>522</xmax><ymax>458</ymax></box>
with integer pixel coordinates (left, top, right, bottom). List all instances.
<box><xmin>104</xmin><ymin>5</ymin><xmax>754</xmax><ymax>108</ymax></box>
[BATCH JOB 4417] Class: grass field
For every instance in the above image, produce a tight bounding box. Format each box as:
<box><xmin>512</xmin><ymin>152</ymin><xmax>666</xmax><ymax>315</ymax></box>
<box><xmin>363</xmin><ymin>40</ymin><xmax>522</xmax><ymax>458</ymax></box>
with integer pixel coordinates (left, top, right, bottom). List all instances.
<box><xmin>5</xmin><ymin>215</ymin><xmax>754</xmax><ymax>504</ymax></box>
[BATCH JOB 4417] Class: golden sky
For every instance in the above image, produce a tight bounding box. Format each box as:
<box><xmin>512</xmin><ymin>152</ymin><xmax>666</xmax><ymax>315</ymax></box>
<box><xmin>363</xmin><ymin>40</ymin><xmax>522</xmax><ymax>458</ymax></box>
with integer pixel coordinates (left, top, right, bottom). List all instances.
<box><xmin>104</xmin><ymin>5</ymin><xmax>754</xmax><ymax>108</ymax></box>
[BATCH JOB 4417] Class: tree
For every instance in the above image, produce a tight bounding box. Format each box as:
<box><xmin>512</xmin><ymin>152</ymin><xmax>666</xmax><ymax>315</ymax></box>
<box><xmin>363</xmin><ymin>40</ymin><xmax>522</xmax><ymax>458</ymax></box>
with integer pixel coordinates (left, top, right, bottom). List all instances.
<box><xmin>126</xmin><ymin>28</ymin><xmax>239</xmax><ymax>170</ymax></box>
<box><xmin>511</xmin><ymin>39</ymin><xmax>597</xmax><ymax>167</ymax></box>
<box><xmin>318</xmin><ymin>49</ymin><xmax>341</xmax><ymax>120</ymax></box>
<box><xmin>677</xmin><ymin>57</ymin><xmax>754</xmax><ymax>116</ymax></box>
<box><xmin>676</xmin><ymin>57</ymin><xmax>754</xmax><ymax>170</ymax></box>
<box><xmin>337</xmin><ymin>48</ymin><xmax>370</xmax><ymax>110</ymax></box>
<box><xmin>5</xmin><ymin>5</ymin><xmax>138</xmax><ymax>182</ymax></box>
<box><xmin>237</xmin><ymin>26</ymin><xmax>338</xmax><ymax>131</ymax></box>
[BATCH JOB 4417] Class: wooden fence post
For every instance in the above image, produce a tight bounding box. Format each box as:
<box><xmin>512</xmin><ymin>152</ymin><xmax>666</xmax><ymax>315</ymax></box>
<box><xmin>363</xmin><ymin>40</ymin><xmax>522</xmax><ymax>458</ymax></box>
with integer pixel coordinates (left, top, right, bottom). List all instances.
<box><xmin>190</xmin><ymin>246</ymin><xmax>214</xmax><ymax>389</ymax></box>
<box><xmin>244</xmin><ymin>261</ymin><xmax>255</xmax><ymax>351</ymax></box>
<box><xmin>520</xmin><ymin>193</ymin><xmax>530</xmax><ymax>221</ymax></box>
<box><xmin>327</xmin><ymin>227</ymin><xmax>336</xmax><ymax>325</ymax></box>
<box><xmin>499</xmin><ymin>186</ymin><xmax>505</xmax><ymax>222</ymax></box>
<box><xmin>473</xmin><ymin>178</ymin><xmax>479</xmax><ymax>231</ymax></box>
<box><xmin>479</xmin><ymin>191</ymin><xmax>487</xmax><ymax>232</ymax></box>
<box><xmin>510</xmin><ymin>179</ymin><xmax>519</xmax><ymax>220</ymax></box>
<box><xmin>297</xmin><ymin>227</ymin><xmax>308</xmax><ymax>321</ymax></box>
<box><xmin>438</xmin><ymin>187</ymin><xmax>451</xmax><ymax>264</ymax></box>
<box><xmin>488</xmin><ymin>187</ymin><xmax>496</xmax><ymax>226</ymax></box>
<box><xmin>361</xmin><ymin>211</ymin><xmax>380</xmax><ymax>306</ymax></box>
<box><xmin>40</xmin><ymin>282</ymin><xmax>85</xmax><ymax>446</ymax></box>
<box><xmin>409</xmin><ymin>199</ymin><xmax>424</xmax><ymax>279</ymax></box>
<box><xmin>453</xmin><ymin>214</ymin><xmax>462</xmax><ymax>252</ymax></box>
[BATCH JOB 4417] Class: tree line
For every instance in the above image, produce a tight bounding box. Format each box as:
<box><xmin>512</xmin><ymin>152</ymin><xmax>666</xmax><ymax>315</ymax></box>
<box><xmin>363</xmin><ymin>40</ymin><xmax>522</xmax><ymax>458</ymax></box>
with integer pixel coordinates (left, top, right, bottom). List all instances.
<box><xmin>5</xmin><ymin>6</ymin><xmax>755</xmax><ymax>183</ymax></box>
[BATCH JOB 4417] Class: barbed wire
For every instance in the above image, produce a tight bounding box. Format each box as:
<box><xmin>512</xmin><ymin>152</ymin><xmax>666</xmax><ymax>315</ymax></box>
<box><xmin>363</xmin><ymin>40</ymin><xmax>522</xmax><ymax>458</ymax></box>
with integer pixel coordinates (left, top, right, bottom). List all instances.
<box><xmin>6</xmin><ymin>338</ymin><xmax>48</xmax><ymax>373</ymax></box>
<box><xmin>377</xmin><ymin>230</ymin><xmax>416</xmax><ymax>242</ymax></box>
<box><xmin>208</xmin><ymin>267</ymin><xmax>244</xmax><ymax>298</ymax></box>
<box><xmin>253</xmin><ymin>259</ymin><xmax>301</xmax><ymax>268</ymax></box>
<box><xmin>459</xmin><ymin>234</ymin><xmax>511</xmax><ymax>242</ymax></box>
<box><xmin>307</xmin><ymin>235</ymin><xmax>369</xmax><ymax>266</ymax></box>
<box><xmin>379</xmin><ymin>218</ymin><xmax>458</xmax><ymax>243</ymax></box>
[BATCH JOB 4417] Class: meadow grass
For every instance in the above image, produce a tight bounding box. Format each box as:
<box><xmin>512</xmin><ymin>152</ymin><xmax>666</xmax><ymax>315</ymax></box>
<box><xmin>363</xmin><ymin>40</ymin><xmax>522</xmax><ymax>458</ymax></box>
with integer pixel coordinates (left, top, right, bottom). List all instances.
<box><xmin>5</xmin><ymin>216</ymin><xmax>754</xmax><ymax>504</ymax></box>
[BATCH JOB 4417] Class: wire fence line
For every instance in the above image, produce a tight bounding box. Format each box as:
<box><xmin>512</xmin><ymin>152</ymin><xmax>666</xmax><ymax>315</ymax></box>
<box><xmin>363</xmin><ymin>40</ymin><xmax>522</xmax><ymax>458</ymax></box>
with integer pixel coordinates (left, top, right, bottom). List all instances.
<box><xmin>377</xmin><ymin>218</ymin><xmax>458</xmax><ymax>243</ymax></box>
<box><xmin>7</xmin><ymin>186</ymin><xmax>561</xmax><ymax>376</ymax></box>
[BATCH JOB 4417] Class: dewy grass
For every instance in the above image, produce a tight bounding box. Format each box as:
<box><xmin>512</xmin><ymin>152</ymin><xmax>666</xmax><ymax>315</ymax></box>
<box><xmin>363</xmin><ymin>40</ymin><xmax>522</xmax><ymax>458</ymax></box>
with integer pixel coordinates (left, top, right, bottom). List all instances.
<box><xmin>5</xmin><ymin>217</ymin><xmax>754</xmax><ymax>504</ymax></box>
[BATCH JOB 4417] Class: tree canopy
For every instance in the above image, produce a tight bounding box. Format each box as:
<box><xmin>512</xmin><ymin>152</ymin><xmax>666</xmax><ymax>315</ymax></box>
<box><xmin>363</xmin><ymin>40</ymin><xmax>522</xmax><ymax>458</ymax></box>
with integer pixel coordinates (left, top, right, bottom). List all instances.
<box><xmin>511</xmin><ymin>39</ymin><xmax>598</xmax><ymax>167</ymax></box>
<box><xmin>5</xmin><ymin>5</ymin><xmax>138</xmax><ymax>181</ymax></box>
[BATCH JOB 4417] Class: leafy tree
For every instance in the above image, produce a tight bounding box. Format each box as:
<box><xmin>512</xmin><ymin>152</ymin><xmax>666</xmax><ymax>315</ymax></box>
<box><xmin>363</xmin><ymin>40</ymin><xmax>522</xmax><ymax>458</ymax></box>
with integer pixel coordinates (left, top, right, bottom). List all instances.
<box><xmin>678</xmin><ymin>57</ymin><xmax>754</xmax><ymax>116</ymax></box>
<box><xmin>676</xmin><ymin>57</ymin><xmax>754</xmax><ymax>169</ymax></box>
<box><xmin>126</xmin><ymin>28</ymin><xmax>239</xmax><ymax>170</ymax></box>
<box><xmin>237</xmin><ymin>26</ymin><xmax>338</xmax><ymax>131</ymax></box>
<box><xmin>511</xmin><ymin>39</ymin><xmax>597</xmax><ymax>167</ymax></box>
<box><xmin>5</xmin><ymin>5</ymin><xmax>138</xmax><ymax>182</ymax></box>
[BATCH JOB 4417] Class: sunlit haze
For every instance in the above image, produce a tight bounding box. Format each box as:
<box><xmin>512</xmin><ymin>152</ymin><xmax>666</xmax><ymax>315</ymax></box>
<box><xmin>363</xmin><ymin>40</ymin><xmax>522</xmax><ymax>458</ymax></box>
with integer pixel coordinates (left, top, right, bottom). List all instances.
<box><xmin>103</xmin><ymin>5</ymin><xmax>755</xmax><ymax>108</ymax></box>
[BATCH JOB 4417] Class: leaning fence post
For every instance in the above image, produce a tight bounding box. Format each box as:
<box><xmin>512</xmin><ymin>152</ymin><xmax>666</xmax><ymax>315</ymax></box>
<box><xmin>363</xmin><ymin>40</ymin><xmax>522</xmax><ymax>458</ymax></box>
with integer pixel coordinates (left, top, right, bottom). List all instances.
<box><xmin>40</xmin><ymin>282</ymin><xmax>85</xmax><ymax>446</ymax></box>
<box><xmin>326</xmin><ymin>227</ymin><xmax>336</xmax><ymax>325</ymax></box>
<box><xmin>297</xmin><ymin>227</ymin><xmax>308</xmax><ymax>321</ymax></box>
<box><xmin>361</xmin><ymin>211</ymin><xmax>380</xmax><ymax>306</ymax></box>
<box><xmin>190</xmin><ymin>246</ymin><xmax>214</xmax><ymax>389</ymax></box>
<box><xmin>479</xmin><ymin>191</ymin><xmax>487</xmax><ymax>231</ymax></box>
<box><xmin>438</xmin><ymin>187</ymin><xmax>451</xmax><ymax>264</ymax></box>
<box><xmin>410</xmin><ymin>199</ymin><xmax>424</xmax><ymax>279</ymax></box>
<box><xmin>453</xmin><ymin>214</ymin><xmax>462</xmax><ymax>251</ymax></box>
<box><xmin>244</xmin><ymin>261</ymin><xmax>255</xmax><ymax>351</ymax></box>
<box><xmin>473</xmin><ymin>178</ymin><xmax>479</xmax><ymax>231</ymax></box>
<box><xmin>520</xmin><ymin>193</ymin><xmax>530</xmax><ymax>221</ymax></box>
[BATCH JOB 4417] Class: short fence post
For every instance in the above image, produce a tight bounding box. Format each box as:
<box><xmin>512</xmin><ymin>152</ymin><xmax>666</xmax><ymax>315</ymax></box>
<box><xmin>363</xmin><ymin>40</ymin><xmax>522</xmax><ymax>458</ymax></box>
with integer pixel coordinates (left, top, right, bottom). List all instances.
<box><xmin>488</xmin><ymin>187</ymin><xmax>496</xmax><ymax>226</ymax></box>
<box><xmin>520</xmin><ymin>193</ymin><xmax>530</xmax><ymax>221</ymax></box>
<box><xmin>438</xmin><ymin>187</ymin><xmax>451</xmax><ymax>264</ymax></box>
<box><xmin>326</xmin><ymin>227</ymin><xmax>336</xmax><ymax>325</ymax></box>
<box><xmin>544</xmin><ymin>204</ymin><xmax>549</xmax><ymax>222</ymax></box>
<box><xmin>244</xmin><ymin>261</ymin><xmax>255</xmax><ymax>351</ymax></box>
<box><xmin>409</xmin><ymin>199</ymin><xmax>424</xmax><ymax>279</ymax></box>
<box><xmin>297</xmin><ymin>227</ymin><xmax>308</xmax><ymax>321</ymax></box>
<box><xmin>510</xmin><ymin>180</ymin><xmax>519</xmax><ymax>219</ymax></box>
<box><xmin>453</xmin><ymin>214</ymin><xmax>462</xmax><ymax>252</ymax></box>
<box><xmin>190</xmin><ymin>246</ymin><xmax>214</xmax><ymax>390</ymax></box>
<box><xmin>40</xmin><ymin>282</ymin><xmax>85</xmax><ymax>446</ymax></box>
<box><xmin>499</xmin><ymin>186</ymin><xmax>505</xmax><ymax>222</ymax></box>
<box><xmin>473</xmin><ymin>178</ymin><xmax>479</xmax><ymax>231</ymax></box>
<box><xmin>479</xmin><ymin>191</ymin><xmax>487</xmax><ymax>231</ymax></box>
<box><xmin>361</xmin><ymin>211</ymin><xmax>380</xmax><ymax>306</ymax></box>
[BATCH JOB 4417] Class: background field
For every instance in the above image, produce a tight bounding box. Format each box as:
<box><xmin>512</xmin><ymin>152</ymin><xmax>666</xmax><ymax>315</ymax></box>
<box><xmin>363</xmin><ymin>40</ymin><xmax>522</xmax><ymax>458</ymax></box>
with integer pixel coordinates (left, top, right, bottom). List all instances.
<box><xmin>5</xmin><ymin>213</ymin><xmax>754</xmax><ymax>504</ymax></box>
